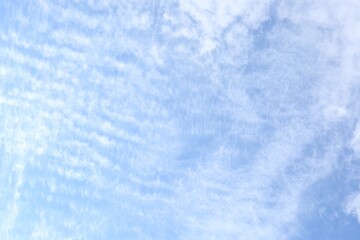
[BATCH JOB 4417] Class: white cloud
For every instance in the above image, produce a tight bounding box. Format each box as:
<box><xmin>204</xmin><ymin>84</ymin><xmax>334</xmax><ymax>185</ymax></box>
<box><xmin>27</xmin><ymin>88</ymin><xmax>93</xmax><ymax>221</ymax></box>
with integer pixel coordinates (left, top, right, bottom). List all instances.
<box><xmin>0</xmin><ymin>66</ymin><xmax>8</xmax><ymax>77</ymax></box>
<box><xmin>1</xmin><ymin>0</ymin><xmax>360</xmax><ymax>239</ymax></box>
<box><xmin>178</xmin><ymin>0</ymin><xmax>272</xmax><ymax>53</ymax></box>
<box><xmin>345</xmin><ymin>193</ymin><xmax>360</xmax><ymax>222</ymax></box>
<box><xmin>351</xmin><ymin>122</ymin><xmax>360</xmax><ymax>156</ymax></box>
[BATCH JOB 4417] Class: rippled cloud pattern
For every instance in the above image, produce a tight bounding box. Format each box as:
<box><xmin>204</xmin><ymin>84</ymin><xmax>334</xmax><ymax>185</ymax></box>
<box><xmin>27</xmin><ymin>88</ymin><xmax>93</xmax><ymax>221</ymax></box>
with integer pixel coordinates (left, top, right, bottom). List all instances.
<box><xmin>1</xmin><ymin>0</ymin><xmax>360</xmax><ymax>239</ymax></box>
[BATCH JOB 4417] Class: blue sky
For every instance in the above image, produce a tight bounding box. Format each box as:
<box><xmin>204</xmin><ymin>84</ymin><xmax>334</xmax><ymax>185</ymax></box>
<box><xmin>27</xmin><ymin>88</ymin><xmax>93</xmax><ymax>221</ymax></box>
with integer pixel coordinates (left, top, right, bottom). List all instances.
<box><xmin>1</xmin><ymin>0</ymin><xmax>360</xmax><ymax>239</ymax></box>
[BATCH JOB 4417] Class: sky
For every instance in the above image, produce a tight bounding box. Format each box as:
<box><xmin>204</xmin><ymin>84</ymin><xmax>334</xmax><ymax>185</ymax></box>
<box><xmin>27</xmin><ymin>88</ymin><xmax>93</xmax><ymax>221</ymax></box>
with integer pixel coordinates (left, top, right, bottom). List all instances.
<box><xmin>1</xmin><ymin>0</ymin><xmax>360</xmax><ymax>239</ymax></box>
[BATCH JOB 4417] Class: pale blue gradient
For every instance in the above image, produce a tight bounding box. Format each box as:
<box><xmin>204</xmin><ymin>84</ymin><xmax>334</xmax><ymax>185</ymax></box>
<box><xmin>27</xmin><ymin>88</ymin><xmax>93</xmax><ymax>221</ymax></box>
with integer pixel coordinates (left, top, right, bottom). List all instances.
<box><xmin>1</xmin><ymin>0</ymin><xmax>360</xmax><ymax>239</ymax></box>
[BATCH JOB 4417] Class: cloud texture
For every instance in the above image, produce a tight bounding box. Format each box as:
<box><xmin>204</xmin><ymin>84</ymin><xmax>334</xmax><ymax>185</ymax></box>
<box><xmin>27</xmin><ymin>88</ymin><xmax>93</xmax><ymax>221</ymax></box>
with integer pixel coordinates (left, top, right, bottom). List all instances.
<box><xmin>1</xmin><ymin>0</ymin><xmax>360</xmax><ymax>239</ymax></box>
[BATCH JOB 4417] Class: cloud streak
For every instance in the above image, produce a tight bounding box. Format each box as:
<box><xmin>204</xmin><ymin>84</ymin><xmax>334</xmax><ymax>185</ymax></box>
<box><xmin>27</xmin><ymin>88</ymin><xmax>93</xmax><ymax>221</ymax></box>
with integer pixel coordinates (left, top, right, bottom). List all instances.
<box><xmin>1</xmin><ymin>0</ymin><xmax>360</xmax><ymax>239</ymax></box>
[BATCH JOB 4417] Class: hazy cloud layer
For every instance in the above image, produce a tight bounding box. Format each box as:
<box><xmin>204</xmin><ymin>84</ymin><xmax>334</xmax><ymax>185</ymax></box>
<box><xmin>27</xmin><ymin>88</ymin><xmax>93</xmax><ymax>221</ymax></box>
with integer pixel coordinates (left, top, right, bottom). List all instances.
<box><xmin>1</xmin><ymin>0</ymin><xmax>360</xmax><ymax>239</ymax></box>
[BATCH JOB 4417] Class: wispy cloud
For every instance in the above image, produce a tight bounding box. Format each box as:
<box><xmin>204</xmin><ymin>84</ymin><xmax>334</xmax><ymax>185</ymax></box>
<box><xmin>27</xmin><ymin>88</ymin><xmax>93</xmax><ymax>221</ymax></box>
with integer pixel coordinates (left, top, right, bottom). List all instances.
<box><xmin>1</xmin><ymin>0</ymin><xmax>360</xmax><ymax>239</ymax></box>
